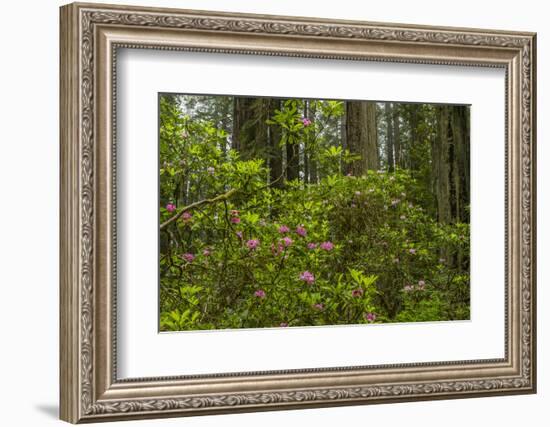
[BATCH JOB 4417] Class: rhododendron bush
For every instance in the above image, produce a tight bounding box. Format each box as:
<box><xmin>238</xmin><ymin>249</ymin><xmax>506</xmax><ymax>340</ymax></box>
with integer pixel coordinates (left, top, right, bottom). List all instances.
<box><xmin>159</xmin><ymin>95</ymin><xmax>470</xmax><ymax>331</ymax></box>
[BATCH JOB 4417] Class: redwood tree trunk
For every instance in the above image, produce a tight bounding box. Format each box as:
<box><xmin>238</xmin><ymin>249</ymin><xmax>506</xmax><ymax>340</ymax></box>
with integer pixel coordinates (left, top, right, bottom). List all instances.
<box><xmin>385</xmin><ymin>103</ymin><xmax>394</xmax><ymax>172</ymax></box>
<box><xmin>268</xmin><ymin>99</ymin><xmax>283</xmax><ymax>188</ymax></box>
<box><xmin>345</xmin><ymin>101</ymin><xmax>378</xmax><ymax>175</ymax></box>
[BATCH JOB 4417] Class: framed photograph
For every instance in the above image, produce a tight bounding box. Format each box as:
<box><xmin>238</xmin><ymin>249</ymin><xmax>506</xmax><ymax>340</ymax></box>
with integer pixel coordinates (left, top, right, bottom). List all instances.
<box><xmin>60</xmin><ymin>2</ymin><xmax>537</xmax><ymax>423</ymax></box>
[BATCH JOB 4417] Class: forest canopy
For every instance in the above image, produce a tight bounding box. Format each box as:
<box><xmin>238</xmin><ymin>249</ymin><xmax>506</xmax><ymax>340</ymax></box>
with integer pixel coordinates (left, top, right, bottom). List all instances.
<box><xmin>159</xmin><ymin>94</ymin><xmax>470</xmax><ymax>331</ymax></box>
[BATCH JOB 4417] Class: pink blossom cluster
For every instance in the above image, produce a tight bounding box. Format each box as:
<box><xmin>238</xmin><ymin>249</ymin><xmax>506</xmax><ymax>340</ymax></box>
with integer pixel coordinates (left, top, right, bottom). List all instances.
<box><xmin>254</xmin><ymin>289</ymin><xmax>266</xmax><ymax>299</ymax></box>
<box><xmin>403</xmin><ymin>280</ymin><xmax>426</xmax><ymax>292</ymax></box>
<box><xmin>295</xmin><ymin>225</ymin><xmax>307</xmax><ymax>237</ymax></box>
<box><xmin>282</xmin><ymin>237</ymin><xmax>293</xmax><ymax>247</ymax></box>
<box><xmin>181</xmin><ymin>211</ymin><xmax>192</xmax><ymax>223</ymax></box>
<box><xmin>319</xmin><ymin>241</ymin><xmax>334</xmax><ymax>251</ymax></box>
<box><xmin>247</xmin><ymin>239</ymin><xmax>260</xmax><ymax>250</ymax></box>
<box><xmin>364</xmin><ymin>312</ymin><xmax>376</xmax><ymax>322</ymax></box>
<box><xmin>181</xmin><ymin>253</ymin><xmax>195</xmax><ymax>263</ymax></box>
<box><xmin>299</xmin><ymin>271</ymin><xmax>315</xmax><ymax>284</ymax></box>
<box><xmin>230</xmin><ymin>210</ymin><xmax>241</xmax><ymax>224</ymax></box>
<box><xmin>278</xmin><ymin>225</ymin><xmax>290</xmax><ymax>233</ymax></box>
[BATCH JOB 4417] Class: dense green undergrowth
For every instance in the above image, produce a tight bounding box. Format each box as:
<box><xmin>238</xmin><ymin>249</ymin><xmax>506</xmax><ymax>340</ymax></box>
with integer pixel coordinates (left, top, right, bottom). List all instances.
<box><xmin>159</xmin><ymin>97</ymin><xmax>470</xmax><ymax>331</ymax></box>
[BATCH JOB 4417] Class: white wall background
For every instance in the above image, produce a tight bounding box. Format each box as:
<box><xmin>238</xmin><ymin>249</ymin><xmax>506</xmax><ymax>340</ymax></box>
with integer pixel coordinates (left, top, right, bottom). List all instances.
<box><xmin>0</xmin><ymin>0</ymin><xmax>545</xmax><ymax>425</ymax></box>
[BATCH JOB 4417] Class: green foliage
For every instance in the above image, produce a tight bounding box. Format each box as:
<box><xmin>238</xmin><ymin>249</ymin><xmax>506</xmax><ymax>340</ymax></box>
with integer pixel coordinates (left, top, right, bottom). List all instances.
<box><xmin>159</xmin><ymin>96</ymin><xmax>470</xmax><ymax>331</ymax></box>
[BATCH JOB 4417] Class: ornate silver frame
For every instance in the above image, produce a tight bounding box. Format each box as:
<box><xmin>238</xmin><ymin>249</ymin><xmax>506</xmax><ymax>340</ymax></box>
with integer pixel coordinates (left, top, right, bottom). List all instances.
<box><xmin>60</xmin><ymin>2</ymin><xmax>537</xmax><ymax>423</ymax></box>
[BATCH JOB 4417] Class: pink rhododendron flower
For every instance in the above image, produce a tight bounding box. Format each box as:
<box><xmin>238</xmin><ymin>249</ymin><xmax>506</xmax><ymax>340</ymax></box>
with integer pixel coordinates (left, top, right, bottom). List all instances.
<box><xmin>181</xmin><ymin>211</ymin><xmax>192</xmax><ymax>222</ymax></box>
<box><xmin>278</xmin><ymin>225</ymin><xmax>290</xmax><ymax>233</ymax></box>
<box><xmin>165</xmin><ymin>203</ymin><xmax>176</xmax><ymax>212</ymax></box>
<box><xmin>206</xmin><ymin>166</ymin><xmax>215</xmax><ymax>175</ymax></box>
<box><xmin>313</xmin><ymin>303</ymin><xmax>324</xmax><ymax>311</ymax></box>
<box><xmin>403</xmin><ymin>284</ymin><xmax>413</xmax><ymax>292</ymax></box>
<box><xmin>346</xmin><ymin>172</ymin><xmax>353</xmax><ymax>177</ymax></box>
<box><xmin>182</xmin><ymin>253</ymin><xmax>195</xmax><ymax>263</ymax></box>
<box><xmin>247</xmin><ymin>239</ymin><xmax>260</xmax><ymax>250</ymax></box>
<box><xmin>230</xmin><ymin>217</ymin><xmax>241</xmax><ymax>224</ymax></box>
<box><xmin>254</xmin><ymin>289</ymin><xmax>266</xmax><ymax>298</ymax></box>
<box><xmin>302</xmin><ymin>117</ymin><xmax>312</xmax><ymax>127</ymax></box>
<box><xmin>351</xmin><ymin>288</ymin><xmax>364</xmax><ymax>298</ymax></box>
<box><xmin>320</xmin><ymin>241</ymin><xmax>334</xmax><ymax>251</ymax></box>
<box><xmin>295</xmin><ymin>225</ymin><xmax>307</xmax><ymax>237</ymax></box>
<box><xmin>202</xmin><ymin>248</ymin><xmax>211</xmax><ymax>256</ymax></box>
<box><xmin>282</xmin><ymin>236</ymin><xmax>293</xmax><ymax>247</ymax></box>
<box><xmin>236</xmin><ymin>231</ymin><xmax>243</xmax><ymax>239</ymax></box>
<box><xmin>365</xmin><ymin>312</ymin><xmax>376</xmax><ymax>322</ymax></box>
<box><xmin>408</xmin><ymin>248</ymin><xmax>416</xmax><ymax>254</ymax></box>
<box><xmin>279</xmin><ymin>322</ymin><xmax>289</xmax><ymax>327</ymax></box>
<box><xmin>417</xmin><ymin>280</ymin><xmax>426</xmax><ymax>290</ymax></box>
<box><xmin>307</xmin><ymin>242</ymin><xmax>318</xmax><ymax>250</ymax></box>
<box><xmin>299</xmin><ymin>271</ymin><xmax>315</xmax><ymax>284</ymax></box>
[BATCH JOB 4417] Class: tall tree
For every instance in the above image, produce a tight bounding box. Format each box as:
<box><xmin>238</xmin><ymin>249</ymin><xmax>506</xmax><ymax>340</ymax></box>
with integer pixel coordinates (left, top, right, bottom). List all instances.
<box><xmin>268</xmin><ymin>99</ymin><xmax>283</xmax><ymax>188</ymax></box>
<box><xmin>286</xmin><ymin>139</ymin><xmax>299</xmax><ymax>181</ymax></box>
<box><xmin>408</xmin><ymin>104</ymin><xmax>419</xmax><ymax>170</ymax></box>
<box><xmin>433</xmin><ymin>105</ymin><xmax>452</xmax><ymax>224</ymax></box>
<box><xmin>450</xmin><ymin>106</ymin><xmax>470</xmax><ymax>223</ymax></box>
<box><xmin>345</xmin><ymin>101</ymin><xmax>378</xmax><ymax>174</ymax></box>
<box><xmin>432</xmin><ymin>105</ymin><xmax>470</xmax><ymax>224</ymax></box>
<box><xmin>392</xmin><ymin>103</ymin><xmax>401</xmax><ymax>169</ymax></box>
<box><xmin>232</xmin><ymin>97</ymin><xmax>271</xmax><ymax>161</ymax></box>
<box><xmin>384</xmin><ymin>103</ymin><xmax>394</xmax><ymax>172</ymax></box>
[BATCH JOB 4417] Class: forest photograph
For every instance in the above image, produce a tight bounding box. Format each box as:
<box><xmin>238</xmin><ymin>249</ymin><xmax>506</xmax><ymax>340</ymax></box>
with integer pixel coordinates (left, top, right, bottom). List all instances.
<box><xmin>159</xmin><ymin>93</ymin><xmax>470</xmax><ymax>332</ymax></box>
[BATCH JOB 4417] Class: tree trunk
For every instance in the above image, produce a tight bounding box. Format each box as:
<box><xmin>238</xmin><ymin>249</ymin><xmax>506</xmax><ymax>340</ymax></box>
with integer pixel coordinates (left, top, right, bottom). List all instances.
<box><xmin>385</xmin><ymin>103</ymin><xmax>394</xmax><ymax>172</ymax></box>
<box><xmin>450</xmin><ymin>106</ymin><xmax>470</xmax><ymax>223</ymax></box>
<box><xmin>345</xmin><ymin>101</ymin><xmax>378</xmax><ymax>175</ymax></box>
<box><xmin>232</xmin><ymin>97</ymin><xmax>254</xmax><ymax>153</ymax></box>
<box><xmin>286</xmin><ymin>143</ymin><xmax>299</xmax><ymax>181</ymax></box>
<box><xmin>408</xmin><ymin>104</ymin><xmax>419</xmax><ymax>170</ymax></box>
<box><xmin>232</xmin><ymin>97</ymin><xmax>270</xmax><ymax>161</ymax></box>
<box><xmin>392</xmin><ymin>104</ymin><xmax>401</xmax><ymax>169</ymax></box>
<box><xmin>268</xmin><ymin>99</ymin><xmax>283</xmax><ymax>188</ymax></box>
<box><xmin>433</xmin><ymin>105</ymin><xmax>452</xmax><ymax>224</ymax></box>
<box><xmin>432</xmin><ymin>105</ymin><xmax>470</xmax><ymax>224</ymax></box>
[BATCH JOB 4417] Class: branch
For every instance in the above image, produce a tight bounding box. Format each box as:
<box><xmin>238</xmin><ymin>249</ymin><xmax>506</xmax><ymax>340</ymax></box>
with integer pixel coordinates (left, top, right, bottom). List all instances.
<box><xmin>160</xmin><ymin>187</ymin><xmax>238</xmax><ymax>230</ymax></box>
